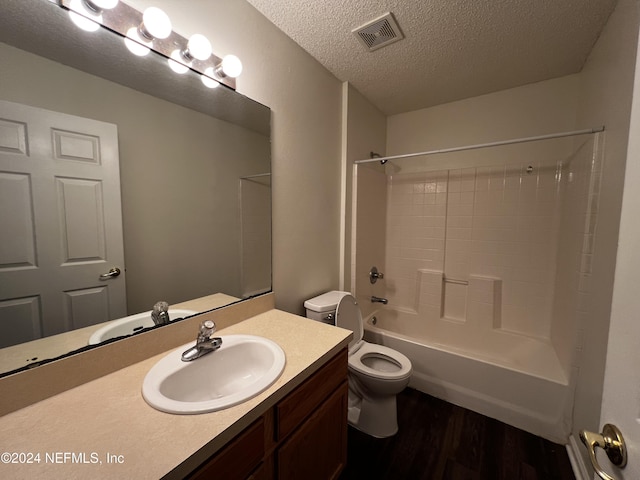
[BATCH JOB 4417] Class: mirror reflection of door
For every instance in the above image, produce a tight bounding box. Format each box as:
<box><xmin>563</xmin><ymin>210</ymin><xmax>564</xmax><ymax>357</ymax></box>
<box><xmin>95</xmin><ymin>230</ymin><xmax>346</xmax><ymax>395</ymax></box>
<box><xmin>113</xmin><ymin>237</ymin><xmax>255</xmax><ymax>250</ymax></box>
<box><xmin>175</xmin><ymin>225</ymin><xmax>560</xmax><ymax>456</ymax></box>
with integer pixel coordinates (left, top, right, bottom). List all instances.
<box><xmin>0</xmin><ymin>100</ymin><xmax>126</xmax><ymax>348</ymax></box>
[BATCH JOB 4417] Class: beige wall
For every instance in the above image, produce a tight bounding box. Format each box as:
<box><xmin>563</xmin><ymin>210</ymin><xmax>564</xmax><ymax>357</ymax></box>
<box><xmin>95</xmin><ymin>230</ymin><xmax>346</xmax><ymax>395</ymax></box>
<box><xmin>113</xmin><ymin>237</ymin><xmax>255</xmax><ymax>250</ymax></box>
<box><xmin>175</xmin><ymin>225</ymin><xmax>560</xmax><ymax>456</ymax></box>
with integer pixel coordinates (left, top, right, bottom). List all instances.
<box><xmin>387</xmin><ymin>75</ymin><xmax>579</xmax><ymax>161</ymax></box>
<box><xmin>127</xmin><ymin>0</ymin><xmax>344</xmax><ymax>315</ymax></box>
<box><xmin>342</xmin><ymin>83</ymin><xmax>387</xmax><ymax>293</ymax></box>
<box><xmin>0</xmin><ymin>43</ymin><xmax>269</xmax><ymax>315</ymax></box>
<box><xmin>352</xmin><ymin>165</ymin><xmax>388</xmax><ymax>319</ymax></box>
<box><xmin>569</xmin><ymin>0</ymin><xmax>639</xmax><ymax>470</ymax></box>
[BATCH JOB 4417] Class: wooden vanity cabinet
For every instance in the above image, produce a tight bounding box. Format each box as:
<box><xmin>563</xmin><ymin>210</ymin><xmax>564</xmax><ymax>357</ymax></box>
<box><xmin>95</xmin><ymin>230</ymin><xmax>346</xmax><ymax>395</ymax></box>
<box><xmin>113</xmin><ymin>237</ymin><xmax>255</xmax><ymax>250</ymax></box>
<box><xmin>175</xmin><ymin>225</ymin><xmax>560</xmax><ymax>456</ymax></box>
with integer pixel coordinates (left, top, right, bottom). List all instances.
<box><xmin>187</xmin><ymin>417</ymin><xmax>265</xmax><ymax>480</ymax></box>
<box><xmin>276</xmin><ymin>382</ymin><xmax>348</xmax><ymax>480</ymax></box>
<box><xmin>188</xmin><ymin>349</ymin><xmax>348</xmax><ymax>480</ymax></box>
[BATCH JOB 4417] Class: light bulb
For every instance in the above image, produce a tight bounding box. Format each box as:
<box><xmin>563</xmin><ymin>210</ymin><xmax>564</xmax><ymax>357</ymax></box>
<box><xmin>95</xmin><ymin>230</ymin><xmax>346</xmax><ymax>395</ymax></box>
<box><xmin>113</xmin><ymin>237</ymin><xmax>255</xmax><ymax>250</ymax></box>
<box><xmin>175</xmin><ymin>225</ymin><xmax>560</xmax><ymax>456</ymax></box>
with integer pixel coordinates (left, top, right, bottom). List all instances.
<box><xmin>85</xmin><ymin>0</ymin><xmax>119</xmax><ymax>10</ymax></box>
<box><xmin>141</xmin><ymin>7</ymin><xmax>172</xmax><ymax>40</ymax></box>
<box><xmin>185</xmin><ymin>33</ymin><xmax>211</xmax><ymax>60</ymax></box>
<box><xmin>186</xmin><ymin>34</ymin><xmax>212</xmax><ymax>61</ymax></box>
<box><xmin>124</xmin><ymin>27</ymin><xmax>151</xmax><ymax>56</ymax></box>
<box><xmin>201</xmin><ymin>67</ymin><xmax>220</xmax><ymax>88</ymax></box>
<box><xmin>168</xmin><ymin>50</ymin><xmax>189</xmax><ymax>74</ymax></box>
<box><xmin>220</xmin><ymin>54</ymin><xmax>243</xmax><ymax>78</ymax></box>
<box><xmin>68</xmin><ymin>0</ymin><xmax>101</xmax><ymax>32</ymax></box>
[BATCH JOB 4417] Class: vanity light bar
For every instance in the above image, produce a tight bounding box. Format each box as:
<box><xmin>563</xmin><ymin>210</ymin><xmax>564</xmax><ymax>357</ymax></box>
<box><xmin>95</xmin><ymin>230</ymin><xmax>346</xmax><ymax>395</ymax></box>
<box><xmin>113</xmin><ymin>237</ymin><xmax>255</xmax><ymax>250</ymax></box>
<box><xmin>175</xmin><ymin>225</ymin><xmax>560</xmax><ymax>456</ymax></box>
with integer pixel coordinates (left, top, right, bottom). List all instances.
<box><xmin>58</xmin><ymin>0</ymin><xmax>239</xmax><ymax>90</ymax></box>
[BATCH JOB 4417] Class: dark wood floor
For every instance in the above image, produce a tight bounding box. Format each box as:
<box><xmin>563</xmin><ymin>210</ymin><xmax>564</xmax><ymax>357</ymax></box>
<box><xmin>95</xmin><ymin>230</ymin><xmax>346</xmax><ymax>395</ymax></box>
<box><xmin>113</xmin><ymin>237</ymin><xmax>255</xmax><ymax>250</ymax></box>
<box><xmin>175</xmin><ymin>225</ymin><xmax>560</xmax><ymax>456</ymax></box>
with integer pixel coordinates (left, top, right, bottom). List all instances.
<box><xmin>340</xmin><ymin>388</ymin><xmax>575</xmax><ymax>480</ymax></box>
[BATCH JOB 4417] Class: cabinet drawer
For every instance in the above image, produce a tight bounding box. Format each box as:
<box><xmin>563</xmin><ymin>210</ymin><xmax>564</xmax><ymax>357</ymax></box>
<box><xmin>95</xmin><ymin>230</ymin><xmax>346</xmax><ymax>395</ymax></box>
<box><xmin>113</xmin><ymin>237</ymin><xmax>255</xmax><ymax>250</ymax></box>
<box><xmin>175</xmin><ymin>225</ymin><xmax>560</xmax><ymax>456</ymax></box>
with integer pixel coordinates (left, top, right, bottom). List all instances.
<box><xmin>187</xmin><ymin>417</ymin><xmax>265</xmax><ymax>480</ymax></box>
<box><xmin>275</xmin><ymin>349</ymin><xmax>347</xmax><ymax>441</ymax></box>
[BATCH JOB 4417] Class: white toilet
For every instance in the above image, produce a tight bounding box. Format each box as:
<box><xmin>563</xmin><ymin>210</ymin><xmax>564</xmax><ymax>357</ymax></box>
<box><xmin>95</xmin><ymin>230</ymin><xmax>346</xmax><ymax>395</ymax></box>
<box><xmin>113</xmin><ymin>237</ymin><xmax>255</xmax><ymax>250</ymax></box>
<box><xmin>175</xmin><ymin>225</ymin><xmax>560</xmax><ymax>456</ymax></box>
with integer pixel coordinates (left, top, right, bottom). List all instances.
<box><xmin>304</xmin><ymin>291</ymin><xmax>412</xmax><ymax>438</ymax></box>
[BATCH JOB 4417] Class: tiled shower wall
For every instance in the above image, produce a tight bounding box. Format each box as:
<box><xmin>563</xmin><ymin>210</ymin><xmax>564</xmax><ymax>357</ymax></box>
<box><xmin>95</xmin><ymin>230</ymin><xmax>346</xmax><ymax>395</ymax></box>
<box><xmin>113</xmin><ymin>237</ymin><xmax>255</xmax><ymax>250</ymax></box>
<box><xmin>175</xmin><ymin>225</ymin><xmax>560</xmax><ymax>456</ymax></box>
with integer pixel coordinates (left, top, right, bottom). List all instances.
<box><xmin>354</xmin><ymin>136</ymin><xmax>601</xmax><ymax>347</ymax></box>
<box><xmin>384</xmin><ymin>159</ymin><xmax>563</xmax><ymax>339</ymax></box>
<box><xmin>551</xmin><ymin>136</ymin><xmax>603</xmax><ymax>373</ymax></box>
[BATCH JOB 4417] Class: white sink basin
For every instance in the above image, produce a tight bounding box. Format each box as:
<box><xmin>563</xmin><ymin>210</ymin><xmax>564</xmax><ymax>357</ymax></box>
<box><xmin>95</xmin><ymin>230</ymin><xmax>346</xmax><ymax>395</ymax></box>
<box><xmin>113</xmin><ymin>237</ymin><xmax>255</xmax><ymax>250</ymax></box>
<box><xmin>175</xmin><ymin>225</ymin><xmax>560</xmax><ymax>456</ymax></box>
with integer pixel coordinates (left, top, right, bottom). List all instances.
<box><xmin>142</xmin><ymin>334</ymin><xmax>286</xmax><ymax>414</ymax></box>
<box><xmin>88</xmin><ymin>309</ymin><xmax>197</xmax><ymax>345</ymax></box>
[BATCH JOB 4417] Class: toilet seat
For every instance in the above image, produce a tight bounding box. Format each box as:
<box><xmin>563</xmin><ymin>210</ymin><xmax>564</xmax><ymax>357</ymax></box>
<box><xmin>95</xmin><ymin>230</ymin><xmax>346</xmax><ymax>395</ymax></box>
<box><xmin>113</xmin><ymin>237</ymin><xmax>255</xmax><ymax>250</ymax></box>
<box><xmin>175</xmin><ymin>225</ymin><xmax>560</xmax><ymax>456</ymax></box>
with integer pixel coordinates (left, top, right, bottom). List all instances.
<box><xmin>349</xmin><ymin>341</ymin><xmax>412</xmax><ymax>381</ymax></box>
<box><xmin>335</xmin><ymin>295</ymin><xmax>411</xmax><ymax>381</ymax></box>
<box><xmin>335</xmin><ymin>294</ymin><xmax>363</xmax><ymax>351</ymax></box>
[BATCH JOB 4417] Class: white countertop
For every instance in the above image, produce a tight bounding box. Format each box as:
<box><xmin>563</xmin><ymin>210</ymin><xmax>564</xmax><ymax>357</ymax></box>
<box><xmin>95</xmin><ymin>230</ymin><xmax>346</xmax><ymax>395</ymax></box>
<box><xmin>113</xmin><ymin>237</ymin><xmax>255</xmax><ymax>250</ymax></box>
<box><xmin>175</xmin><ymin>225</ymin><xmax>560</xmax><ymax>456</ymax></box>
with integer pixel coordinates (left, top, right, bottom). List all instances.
<box><xmin>0</xmin><ymin>309</ymin><xmax>351</xmax><ymax>479</ymax></box>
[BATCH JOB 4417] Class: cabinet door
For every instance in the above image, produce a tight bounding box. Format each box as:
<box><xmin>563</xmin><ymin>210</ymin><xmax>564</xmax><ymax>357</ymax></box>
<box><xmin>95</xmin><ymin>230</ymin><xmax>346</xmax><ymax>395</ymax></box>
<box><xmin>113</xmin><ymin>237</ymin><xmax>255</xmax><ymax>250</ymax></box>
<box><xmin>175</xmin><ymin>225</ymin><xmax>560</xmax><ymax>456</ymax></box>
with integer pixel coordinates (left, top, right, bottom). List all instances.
<box><xmin>187</xmin><ymin>418</ymin><xmax>265</xmax><ymax>480</ymax></box>
<box><xmin>276</xmin><ymin>349</ymin><xmax>347</xmax><ymax>441</ymax></box>
<box><xmin>247</xmin><ymin>462</ymin><xmax>269</xmax><ymax>480</ymax></box>
<box><xmin>277</xmin><ymin>381</ymin><xmax>348</xmax><ymax>480</ymax></box>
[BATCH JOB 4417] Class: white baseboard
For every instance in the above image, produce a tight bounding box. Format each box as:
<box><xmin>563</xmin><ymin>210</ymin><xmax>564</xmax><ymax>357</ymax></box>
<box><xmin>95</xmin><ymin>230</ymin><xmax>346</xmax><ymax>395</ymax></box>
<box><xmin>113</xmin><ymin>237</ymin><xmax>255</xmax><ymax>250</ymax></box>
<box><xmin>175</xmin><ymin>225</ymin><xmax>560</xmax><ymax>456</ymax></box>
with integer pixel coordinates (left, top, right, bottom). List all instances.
<box><xmin>566</xmin><ymin>434</ymin><xmax>590</xmax><ymax>480</ymax></box>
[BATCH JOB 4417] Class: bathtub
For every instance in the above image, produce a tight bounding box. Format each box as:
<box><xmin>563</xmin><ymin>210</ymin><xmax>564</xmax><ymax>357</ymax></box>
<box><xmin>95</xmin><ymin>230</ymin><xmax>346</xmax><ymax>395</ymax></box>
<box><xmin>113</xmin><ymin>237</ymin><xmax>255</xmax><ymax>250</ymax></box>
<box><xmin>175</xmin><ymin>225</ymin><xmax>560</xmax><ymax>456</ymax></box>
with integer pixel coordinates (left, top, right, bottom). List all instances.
<box><xmin>363</xmin><ymin>307</ymin><xmax>572</xmax><ymax>442</ymax></box>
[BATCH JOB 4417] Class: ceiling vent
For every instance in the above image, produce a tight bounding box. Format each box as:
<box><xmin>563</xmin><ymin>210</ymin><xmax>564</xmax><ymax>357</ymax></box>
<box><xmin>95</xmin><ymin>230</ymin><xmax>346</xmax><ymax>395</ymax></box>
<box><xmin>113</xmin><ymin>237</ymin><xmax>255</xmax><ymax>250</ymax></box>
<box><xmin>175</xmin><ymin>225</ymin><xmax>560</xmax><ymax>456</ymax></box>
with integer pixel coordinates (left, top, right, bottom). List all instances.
<box><xmin>352</xmin><ymin>12</ymin><xmax>404</xmax><ymax>52</ymax></box>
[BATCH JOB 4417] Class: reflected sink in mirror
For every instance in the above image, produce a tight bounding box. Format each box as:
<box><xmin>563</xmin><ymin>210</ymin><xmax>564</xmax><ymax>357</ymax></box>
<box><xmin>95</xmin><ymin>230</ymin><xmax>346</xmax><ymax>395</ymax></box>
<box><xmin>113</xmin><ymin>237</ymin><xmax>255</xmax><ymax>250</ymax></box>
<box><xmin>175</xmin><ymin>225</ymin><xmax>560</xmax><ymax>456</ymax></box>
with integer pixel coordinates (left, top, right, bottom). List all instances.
<box><xmin>142</xmin><ymin>335</ymin><xmax>286</xmax><ymax>414</ymax></box>
<box><xmin>88</xmin><ymin>309</ymin><xmax>197</xmax><ymax>345</ymax></box>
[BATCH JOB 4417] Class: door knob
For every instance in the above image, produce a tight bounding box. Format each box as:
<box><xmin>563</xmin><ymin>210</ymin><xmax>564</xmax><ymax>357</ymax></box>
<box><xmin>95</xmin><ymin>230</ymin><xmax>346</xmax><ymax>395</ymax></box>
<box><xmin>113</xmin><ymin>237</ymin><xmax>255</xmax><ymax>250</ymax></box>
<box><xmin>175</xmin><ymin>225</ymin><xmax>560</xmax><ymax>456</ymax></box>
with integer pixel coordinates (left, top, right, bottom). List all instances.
<box><xmin>99</xmin><ymin>267</ymin><xmax>121</xmax><ymax>280</ymax></box>
<box><xmin>579</xmin><ymin>424</ymin><xmax>627</xmax><ymax>480</ymax></box>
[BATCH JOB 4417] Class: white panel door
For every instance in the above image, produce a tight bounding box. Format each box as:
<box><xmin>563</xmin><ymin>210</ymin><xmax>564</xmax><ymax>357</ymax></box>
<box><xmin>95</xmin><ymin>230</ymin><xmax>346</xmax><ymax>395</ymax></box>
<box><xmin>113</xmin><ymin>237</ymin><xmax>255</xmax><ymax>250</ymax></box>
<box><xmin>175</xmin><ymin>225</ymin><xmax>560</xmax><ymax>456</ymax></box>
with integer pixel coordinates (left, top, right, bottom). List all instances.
<box><xmin>588</xmin><ymin>40</ymin><xmax>640</xmax><ymax>480</ymax></box>
<box><xmin>0</xmin><ymin>100</ymin><xmax>126</xmax><ymax>347</ymax></box>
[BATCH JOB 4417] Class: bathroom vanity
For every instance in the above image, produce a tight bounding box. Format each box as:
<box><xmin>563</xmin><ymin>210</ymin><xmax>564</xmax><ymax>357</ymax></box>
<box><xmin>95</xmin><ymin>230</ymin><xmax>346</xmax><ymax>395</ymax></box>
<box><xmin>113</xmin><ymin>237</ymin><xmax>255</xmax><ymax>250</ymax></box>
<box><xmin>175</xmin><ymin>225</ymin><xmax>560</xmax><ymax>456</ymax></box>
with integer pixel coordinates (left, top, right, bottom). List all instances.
<box><xmin>188</xmin><ymin>350</ymin><xmax>347</xmax><ymax>479</ymax></box>
<box><xmin>0</xmin><ymin>295</ymin><xmax>352</xmax><ymax>479</ymax></box>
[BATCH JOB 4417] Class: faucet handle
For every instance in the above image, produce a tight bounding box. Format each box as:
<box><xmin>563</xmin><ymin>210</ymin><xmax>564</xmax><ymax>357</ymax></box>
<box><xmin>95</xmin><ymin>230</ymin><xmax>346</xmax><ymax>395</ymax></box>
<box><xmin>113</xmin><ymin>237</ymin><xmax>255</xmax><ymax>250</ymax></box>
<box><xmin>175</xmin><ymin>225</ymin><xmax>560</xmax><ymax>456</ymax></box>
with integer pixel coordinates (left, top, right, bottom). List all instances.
<box><xmin>369</xmin><ymin>266</ymin><xmax>385</xmax><ymax>284</ymax></box>
<box><xmin>153</xmin><ymin>301</ymin><xmax>169</xmax><ymax>312</ymax></box>
<box><xmin>198</xmin><ymin>320</ymin><xmax>216</xmax><ymax>340</ymax></box>
<box><xmin>151</xmin><ymin>301</ymin><xmax>170</xmax><ymax>325</ymax></box>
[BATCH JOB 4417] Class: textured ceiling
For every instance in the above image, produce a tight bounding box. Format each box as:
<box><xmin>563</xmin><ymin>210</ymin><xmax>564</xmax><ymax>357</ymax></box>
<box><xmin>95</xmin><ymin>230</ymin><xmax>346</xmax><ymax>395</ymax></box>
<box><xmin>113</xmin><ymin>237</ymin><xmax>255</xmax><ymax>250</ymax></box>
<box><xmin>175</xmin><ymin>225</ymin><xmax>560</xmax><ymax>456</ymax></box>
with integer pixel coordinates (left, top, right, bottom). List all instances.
<box><xmin>246</xmin><ymin>0</ymin><xmax>618</xmax><ymax>115</ymax></box>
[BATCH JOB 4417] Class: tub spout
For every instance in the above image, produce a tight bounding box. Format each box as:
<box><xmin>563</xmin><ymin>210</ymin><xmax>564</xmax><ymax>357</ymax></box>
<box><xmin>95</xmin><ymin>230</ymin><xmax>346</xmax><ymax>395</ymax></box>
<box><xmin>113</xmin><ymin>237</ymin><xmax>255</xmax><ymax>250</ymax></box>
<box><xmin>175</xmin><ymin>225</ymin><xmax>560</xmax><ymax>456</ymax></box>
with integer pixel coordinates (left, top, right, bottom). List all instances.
<box><xmin>371</xmin><ymin>296</ymin><xmax>388</xmax><ymax>305</ymax></box>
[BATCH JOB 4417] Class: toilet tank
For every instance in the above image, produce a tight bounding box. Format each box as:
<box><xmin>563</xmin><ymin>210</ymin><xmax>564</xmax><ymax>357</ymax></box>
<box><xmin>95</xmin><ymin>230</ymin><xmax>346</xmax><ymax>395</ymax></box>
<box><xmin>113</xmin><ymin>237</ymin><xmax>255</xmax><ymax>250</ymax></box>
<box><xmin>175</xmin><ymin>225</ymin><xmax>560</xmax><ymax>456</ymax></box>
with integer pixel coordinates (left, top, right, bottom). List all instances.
<box><xmin>304</xmin><ymin>291</ymin><xmax>350</xmax><ymax>325</ymax></box>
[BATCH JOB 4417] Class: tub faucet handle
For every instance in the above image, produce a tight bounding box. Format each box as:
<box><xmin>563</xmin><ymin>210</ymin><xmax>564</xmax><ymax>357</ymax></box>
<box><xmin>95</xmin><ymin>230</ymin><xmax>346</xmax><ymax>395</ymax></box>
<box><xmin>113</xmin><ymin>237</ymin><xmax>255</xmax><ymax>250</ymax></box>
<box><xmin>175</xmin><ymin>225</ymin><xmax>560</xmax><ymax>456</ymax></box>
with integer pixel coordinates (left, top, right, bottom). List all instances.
<box><xmin>370</xmin><ymin>266</ymin><xmax>385</xmax><ymax>284</ymax></box>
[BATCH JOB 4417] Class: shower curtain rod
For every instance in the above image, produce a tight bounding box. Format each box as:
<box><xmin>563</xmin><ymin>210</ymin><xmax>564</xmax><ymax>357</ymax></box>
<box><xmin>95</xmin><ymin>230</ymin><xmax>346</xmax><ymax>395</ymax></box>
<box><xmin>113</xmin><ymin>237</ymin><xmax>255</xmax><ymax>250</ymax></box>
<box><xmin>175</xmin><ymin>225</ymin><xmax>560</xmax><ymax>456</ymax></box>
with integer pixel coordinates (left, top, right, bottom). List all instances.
<box><xmin>240</xmin><ymin>173</ymin><xmax>271</xmax><ymax>179</ymax></box>
<box><xmin>354</xmin><ymin>126</ymin><xmax>605</xmax><ymax>164</ymax></box>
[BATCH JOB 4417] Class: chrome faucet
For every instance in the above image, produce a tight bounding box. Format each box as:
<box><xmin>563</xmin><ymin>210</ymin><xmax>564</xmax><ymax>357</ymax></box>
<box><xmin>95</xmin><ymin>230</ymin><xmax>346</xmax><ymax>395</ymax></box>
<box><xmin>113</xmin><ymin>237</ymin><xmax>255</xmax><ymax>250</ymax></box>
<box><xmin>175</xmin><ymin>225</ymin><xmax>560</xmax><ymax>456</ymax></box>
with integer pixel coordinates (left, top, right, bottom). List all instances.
<box><xmin>151</xmin><ymin>301</ymin><xmax>170</xmax><ymax>325</ymax></box>
<box><xmin>371</xmin><ymin>296</ymin><xmax>388</xmax><ymax>305</ymax></box>
<box><xmin>181</xmin><ymin>320</ymin><xmax>223</xmax><ymax>362</ymax></box>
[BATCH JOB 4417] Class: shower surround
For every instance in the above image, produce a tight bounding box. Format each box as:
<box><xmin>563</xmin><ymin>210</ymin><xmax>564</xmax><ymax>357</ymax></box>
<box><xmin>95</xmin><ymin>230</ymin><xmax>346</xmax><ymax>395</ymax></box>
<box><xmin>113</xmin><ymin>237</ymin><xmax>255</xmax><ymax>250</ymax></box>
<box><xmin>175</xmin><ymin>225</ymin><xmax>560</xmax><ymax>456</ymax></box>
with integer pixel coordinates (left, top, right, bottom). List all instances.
<box><xmin>386</xmin><ymin>161</ymin><xmax>561</xmax><ymax>336</ymax></box>
<box><xmin>352</xmin><ymin>136</ymin><xmax>602</xmax><ymax>441</ymax></box>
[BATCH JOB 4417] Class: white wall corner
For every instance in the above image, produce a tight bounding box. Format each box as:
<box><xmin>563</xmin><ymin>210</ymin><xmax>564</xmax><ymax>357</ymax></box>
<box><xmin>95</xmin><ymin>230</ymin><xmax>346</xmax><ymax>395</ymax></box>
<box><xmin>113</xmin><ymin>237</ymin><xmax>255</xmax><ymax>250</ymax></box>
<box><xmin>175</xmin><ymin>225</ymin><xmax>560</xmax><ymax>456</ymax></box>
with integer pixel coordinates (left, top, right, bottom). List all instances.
<box><xmin>339</xmin><ymin>81</ymin><xmax>350</xmax><ymax>291</ymax></box>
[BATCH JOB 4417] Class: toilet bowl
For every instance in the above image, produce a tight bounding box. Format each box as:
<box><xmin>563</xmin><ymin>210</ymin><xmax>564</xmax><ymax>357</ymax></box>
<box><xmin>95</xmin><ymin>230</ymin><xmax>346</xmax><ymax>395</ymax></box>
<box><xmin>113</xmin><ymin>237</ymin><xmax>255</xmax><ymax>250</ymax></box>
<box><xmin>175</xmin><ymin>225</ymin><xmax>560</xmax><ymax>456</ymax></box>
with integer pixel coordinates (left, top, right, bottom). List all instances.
<box><xmin>304</xmin><ymin>291</ymin><xmax>412</xmax><ymax>438</ymax></box>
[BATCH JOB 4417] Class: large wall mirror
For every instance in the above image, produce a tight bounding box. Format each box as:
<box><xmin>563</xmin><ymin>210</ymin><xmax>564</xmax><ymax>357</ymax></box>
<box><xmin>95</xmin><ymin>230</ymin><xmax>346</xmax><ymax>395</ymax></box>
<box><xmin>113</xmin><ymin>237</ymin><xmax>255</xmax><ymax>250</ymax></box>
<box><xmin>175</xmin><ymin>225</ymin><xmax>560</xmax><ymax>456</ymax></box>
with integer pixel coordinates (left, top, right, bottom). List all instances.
<box><xmin>0</xmin><ymin>0</ymin><xmax>272</xmax><ymax>376</ymax></box>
